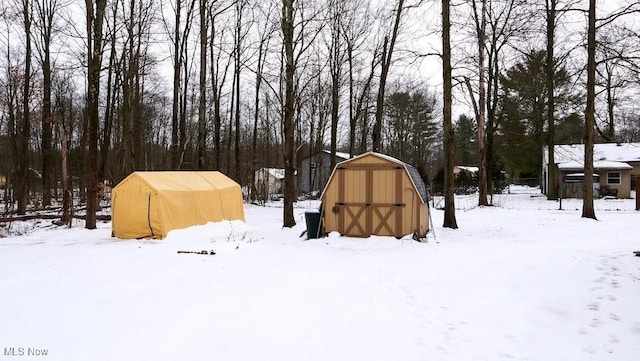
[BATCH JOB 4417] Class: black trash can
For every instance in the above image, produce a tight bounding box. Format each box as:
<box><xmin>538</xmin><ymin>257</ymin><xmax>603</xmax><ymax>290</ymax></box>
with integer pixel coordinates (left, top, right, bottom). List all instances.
<box><xmin>304</xmin><ymin>211</ymin><xmax>322</xmax><ymax>239</ymax></box>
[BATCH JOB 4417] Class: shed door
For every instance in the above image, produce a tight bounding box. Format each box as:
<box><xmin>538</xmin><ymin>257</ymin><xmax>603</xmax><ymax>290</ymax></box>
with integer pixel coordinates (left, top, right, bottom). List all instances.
<box><xmin>335</xmin><ymin>165</ymin><xmax>405</xmax><ymax>237</ymax></box>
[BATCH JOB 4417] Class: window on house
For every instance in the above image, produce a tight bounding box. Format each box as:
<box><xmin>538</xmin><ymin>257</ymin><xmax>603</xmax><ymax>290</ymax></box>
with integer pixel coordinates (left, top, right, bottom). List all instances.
<box><xmin>607</xmin><ymin>172</ymin><xmax>621</xmax><ymax>184</ymax></box>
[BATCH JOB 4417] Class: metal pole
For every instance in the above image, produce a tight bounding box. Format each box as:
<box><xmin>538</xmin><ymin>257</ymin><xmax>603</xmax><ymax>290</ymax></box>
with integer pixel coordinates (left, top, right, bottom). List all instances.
<box><xmin>636</xmin><ymin>177</ymin><xmax>640</xmax><ymax>211</ymax></box>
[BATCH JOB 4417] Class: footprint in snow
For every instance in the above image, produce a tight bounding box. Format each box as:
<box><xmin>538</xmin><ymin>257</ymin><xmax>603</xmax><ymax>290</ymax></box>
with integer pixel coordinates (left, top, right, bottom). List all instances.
<box><xmin>590</xmin><ymin>318</ymin><xmax>603</xmax><ymax>328</ymax></box>
<box><xmin>609</xmin><ymin>313</ymin><xmax>620</xmax><ymax>321</ymax></box>
<box><xmin>587</xmin><ymin>302</ymin><xmax>600</xmax><ymax>311</ymax></box>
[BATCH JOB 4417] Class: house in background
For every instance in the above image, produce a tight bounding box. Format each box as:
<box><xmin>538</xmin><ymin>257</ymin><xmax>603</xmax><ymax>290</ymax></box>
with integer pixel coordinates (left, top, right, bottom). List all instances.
<box><xmin>542</xmin><ymin>143</ymin><xmax>640</xmax><ymax>198</ymax></box>
<box><xmin>453</xmin><ymin>165</ymin><xmax>479</xmax><ymax>194</ymax></box>
<box><xmin>299</xmin><ymin>150</ymin><xmax>350</xmax><ymax>197</ymax></box>
<box><xmin>453</xmin><ymin>165</ymin><xmax>479</xmax><ymax>179</ymax></box>
<box><xmin>254</xmin><ymin>168</ymin><xmax>285</xmax><ymax>200</ymax></box>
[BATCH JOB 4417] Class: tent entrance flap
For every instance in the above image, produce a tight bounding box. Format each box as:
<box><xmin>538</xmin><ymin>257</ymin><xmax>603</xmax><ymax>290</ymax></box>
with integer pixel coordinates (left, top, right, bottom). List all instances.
<box><xmin>147</xmin><ymin>194</ymin><xmax>154</xmax><ymax>238</ymax></box>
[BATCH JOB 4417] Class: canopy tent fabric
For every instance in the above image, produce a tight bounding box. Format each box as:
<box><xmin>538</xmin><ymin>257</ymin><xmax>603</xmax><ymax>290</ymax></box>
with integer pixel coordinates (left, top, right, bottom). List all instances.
<box><xmin>111</xmin><ymin>171</ymin><xmax>245</xmax><ymax>239</ymax></box>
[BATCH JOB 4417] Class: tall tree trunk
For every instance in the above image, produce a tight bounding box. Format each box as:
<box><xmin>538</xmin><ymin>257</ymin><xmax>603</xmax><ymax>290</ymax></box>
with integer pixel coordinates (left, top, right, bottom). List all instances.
<box><xmin>442</xmin><ymin>0</ymin><xmax>457</xmax><ymax>229</ymax></box>
<box><xmin>84</xmin><ymin>0</ymin><xmax>107</xmax><ymax>229</ymax></box>
<box><xmin>372</xmin><ymin>0</ymin><xmax>404</xmax><ymax>152</ymax></box>
<box><xmin>546</xmin><ymin>0</ymin><xmax>558</xmax><ymax>200</ymax></box>
<box><xmin>251</xmin><ymin>28</ymin><xmax>268</xmax><ymax>201</ymax></box>
<box><xmin>36</xmin><ymin>0</ymin><xmax>55</xmax><ymax>207</ymax></box>
<box><xmin>122</xmin><ymin>5</ymin><xmax>137</xmax><ymax>175</ymax></box>
<box><xmin>605</xmin><ymin>68</ymin><xmax>615</xmax><ymax>141</ymax></box>
<box><xmin>60</xmin><ymin>121</ymin><xmax>72</xmax><ymax>225</ymax></box>
<box><xmin>171</xmin><ymin>1</ymin><xmax>182</xmax><ymax>169</ymax></box>
<box><xmin>282</xmin><ymin>0</ymin><xmax>296</xmax><ymax>227</ymax></box>
<box><xmin>473</xmin><ymin>0</ymin><xmax>489</xmax><ymax>206</ymax></box>
<box><xmin>210</xmin><ymin>18</ymin><xmax>222</xmax><ymax>170</ymax></box>
<box><xmin>582</xmin><ymin>0</ymin><xmax>596</xmax><ymax>220</ymax></box>
<box><xmin>234</xmin><ymin>0</ymin><xmax>242</xmax><ymax>180</ymax></box>
<box><xmin>227</xmin><ymin>72</ymin><xmax>235</xmax><ymax>174</ymax></box>
<box><xmin>347</xmin><ymin>44</ymin><xmax>356</xmax><ymax>157</ymax></box>
<box><xmin>100</xmin><ymin>17</ymin><xmax>117</xmax><ymax>183</ymax></box>
<box><xmin>179</xmin><ymin>54</ymin><xmax>189</xmax><ymax>169</ymax></box>
<box><xmin>329</xmin><ymin>2</ymin><xmax>342</xmax><ymax>168</ymax></box>
<box><xmin>15</xmin><ymin>0</ymin><xmax>33</xmax><ymax>215</ymax></box>
<box><xmin>197</xmin><ymin>0</ymin><xmax>207</xmax><ymax>169</ymax></box>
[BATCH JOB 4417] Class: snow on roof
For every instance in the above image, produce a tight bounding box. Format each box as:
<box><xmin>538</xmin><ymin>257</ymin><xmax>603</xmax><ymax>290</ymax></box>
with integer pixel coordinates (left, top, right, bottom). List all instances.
<box><xmin>321</xmin><ymin>150</ymin><xmax>351</xmax><ymax>160</ymax></box>
<box><xmin>455</xmin><ymin>166</ymin><xmax>479</xmax><ymax>173</ymax></box>
<box><xmin>557</xmin><ymin>160</ymin><xmax>633</xmax><ymax>170</ymax></box>
<box><xmin>258</xmin><ymin>168</ymin><xmax>285</xmax><ymax>179</ymax></box>
<box><xmin>552</xmin><ymin>143</ymin><xmax>640</xmax><ymax>164</ymax></box>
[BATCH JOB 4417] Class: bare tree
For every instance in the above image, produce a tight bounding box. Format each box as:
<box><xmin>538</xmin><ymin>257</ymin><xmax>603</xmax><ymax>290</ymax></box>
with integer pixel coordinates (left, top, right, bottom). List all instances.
<box><xmin>484</xmin><ymin>0</ymin><xmax>527</xmax><ymax>202</ymax></box>
<box><xmin>582</xmin><ymin>0</ymin><xmax>596</xmax><ymax>220</ymax></box>
<box><xmin>166</xmin><ymin>0</ymin><xmax>196</xmax><ymax>169</ymax></box>
<box><xmin>372</xmin><ymin>0</ymin><xmax>404</xmax><ymax>152</ymax></box>
<box><xmin>120</xmin><ymin>0</ymin><xmax>155</xmax><ymax>175</ymax></box>
<box><xmin>13</xmin><ymin>0</ymin><xmax>33</xmax><ymax>215</ymax></box>
<box><xmin>232</xmin><ymin>0</ymin><xmax>249</xmax><ymax>180</ymax></box>
<box><xmin>53</xmin><ymin>74</ymin><xmax>76</xmax><ymax>225</ymax></box>
<box><xmin>328</xmin><ymin>0</ymin><xmax>345</xmax><ymax>169</ymax></box>
<box><xmin>582</xmin><ymin>0</ymin><xmax>640</xmax><ymax>217</ymax></box>
<box><xmin>207</xmin><ymin>1</ymin><xmax>233</xmax><ymax>172</ymax></box>
<box><xmin>442</xmin><ymin>0</ymin><xmax>457</xmax><ymax>229</ymax></box>
<box><xmin>341</xmin><ymin>0</ymin><xmax>375</xmax><ymax>157</ymax></box>
<box><xmin>546</xmin><ymin>0</ymin><xmax>558</xmax><ymax>200</ymax></box>
<box><xmin>33</xmin><ymin>0</ymin><xmax>62</xmax><ymax>207</ymax></box>
<box><xmin>281</xmin><ymin>0</ymin><xmax>296</xmax><ymax>227</ymax></box>
<box><xmin>466</xmin><ymin>0</ymin><xmax>489</xmax><ymax>207</ymax></box>
<box><xmin>279</xmin><ymin>0</ymin><xmax>324</xmax><ymax>227</ymax></box>
<box><xmin>250</xmin><ymin>1</ymin><xmax>276</xmax><ymax>200</ymax></box>
<box><xmin>101</xmin><ymin>3</ymin><xmax>119</xmax><ymax>182</ymax></box>
<box><xmin>196</xmin><ymin>0</ymin><xmax>207</xmax><ymax>169</ymax></box>
<box><xmin>84</xmin><ymin>0</ymin><xmax>108</xmax><ymax>229</ymax></box>
<box><xmin>593</xmin><ymin>26</ymin><xmax>639</xmax><ymax>142</ymax></box>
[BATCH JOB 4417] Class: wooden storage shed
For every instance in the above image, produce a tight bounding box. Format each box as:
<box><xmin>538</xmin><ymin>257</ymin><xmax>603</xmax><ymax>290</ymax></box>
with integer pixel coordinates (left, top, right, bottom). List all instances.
<box><xmin>321</xmin><ymin>152</ymin><xmax>430</xmax><ymax>239</ymax></box>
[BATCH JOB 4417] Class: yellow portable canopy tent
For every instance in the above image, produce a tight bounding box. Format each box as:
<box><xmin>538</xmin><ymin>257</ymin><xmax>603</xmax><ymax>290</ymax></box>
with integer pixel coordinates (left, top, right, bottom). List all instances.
<box><xmin>111</xmin><ymin>171</ymin><xmax>245</xmax><ymax>239</ymax></box>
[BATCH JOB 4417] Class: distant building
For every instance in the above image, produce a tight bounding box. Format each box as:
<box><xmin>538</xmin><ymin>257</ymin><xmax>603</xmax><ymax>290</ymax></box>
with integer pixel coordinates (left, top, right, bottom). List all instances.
<box><xmin>542</xmin><ymin>143</ymin><xmax>640</xmax><ymax>198</ymax></box>
<box><xmin>453</xmin><ymin>165</ymin><xmax>479</xmax><ymax>178</ymax></box>
<box><xmin>254</xmin><ymin>168</ymin><xmax>285</xmax><ymax>199</ymax></box>
<box><xmin>299</xmin><ymin>150</ymin><xmax>351</xmax><ymax>196</ymax></box>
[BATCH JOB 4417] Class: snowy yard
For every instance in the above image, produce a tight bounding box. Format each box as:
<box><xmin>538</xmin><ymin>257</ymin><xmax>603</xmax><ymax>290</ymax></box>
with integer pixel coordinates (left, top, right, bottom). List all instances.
<box><xmin>1</xmin><ymin>187</ymin><xmax>640</xmax><ymax>360</ymax></box>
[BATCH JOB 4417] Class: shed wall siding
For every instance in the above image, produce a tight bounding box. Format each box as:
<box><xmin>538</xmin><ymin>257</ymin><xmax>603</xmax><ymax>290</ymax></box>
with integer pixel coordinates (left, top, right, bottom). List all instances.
<box><xmin>321</xmin><ymin>153</ymin><xmax>429</xmax><ymax>238</ymax></box>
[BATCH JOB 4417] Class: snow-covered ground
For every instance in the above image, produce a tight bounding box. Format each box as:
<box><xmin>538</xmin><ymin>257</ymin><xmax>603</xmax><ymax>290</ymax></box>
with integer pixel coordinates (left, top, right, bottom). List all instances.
<box><xmin>1</xmin><ymin>186</ymin><xmax>640</xmax><ymax>360</ymax></box>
